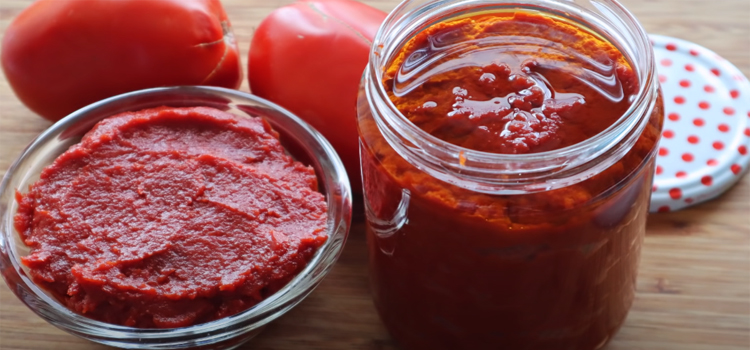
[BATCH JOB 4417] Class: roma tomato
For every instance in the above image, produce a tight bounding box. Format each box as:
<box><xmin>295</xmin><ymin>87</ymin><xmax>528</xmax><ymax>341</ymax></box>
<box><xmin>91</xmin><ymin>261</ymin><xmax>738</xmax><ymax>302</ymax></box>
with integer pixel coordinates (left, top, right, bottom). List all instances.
<box><xmin>248</xmin><ymin>0</ymin><xmax>387</xmax><ymax>193</ymax></box>
<box><xmin>2</xmin><ymin>0</ymin><xmax>241</xmax><ymax>121</ymax></box>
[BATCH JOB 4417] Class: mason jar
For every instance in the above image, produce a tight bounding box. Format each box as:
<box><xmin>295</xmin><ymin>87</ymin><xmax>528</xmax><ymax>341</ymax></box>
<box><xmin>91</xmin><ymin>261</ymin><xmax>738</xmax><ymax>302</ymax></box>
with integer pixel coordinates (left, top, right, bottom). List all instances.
<box><xmin>357</xmin><ymin>0</ymin><xmax>664</xmax><ymax>349</ymax></box>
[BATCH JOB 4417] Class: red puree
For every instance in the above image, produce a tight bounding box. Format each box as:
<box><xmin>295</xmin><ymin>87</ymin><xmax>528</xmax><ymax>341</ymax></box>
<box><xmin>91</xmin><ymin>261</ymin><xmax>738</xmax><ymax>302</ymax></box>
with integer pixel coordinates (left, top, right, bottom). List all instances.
<box><xmin>360</xmin><ymin>10</ymin><xmax>663</xmax><ymax>350</ymax></box>
<box><xmin>387</xmin><ymin>12</ymin><xmax>638</xmax><ymax>154</ymax></box>
<box><xmin>15</xmin><ymin>107</ymin><xmax>328</xmax><ymax>328</ymax></box>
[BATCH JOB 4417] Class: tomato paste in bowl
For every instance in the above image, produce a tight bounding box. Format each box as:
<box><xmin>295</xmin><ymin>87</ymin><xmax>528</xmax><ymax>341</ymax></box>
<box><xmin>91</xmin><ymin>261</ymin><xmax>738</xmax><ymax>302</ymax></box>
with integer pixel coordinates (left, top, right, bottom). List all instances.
<box><xmin>0</xmin><ymin>86</ymin><xmax>351</xmax><ymax>348</ymax></box>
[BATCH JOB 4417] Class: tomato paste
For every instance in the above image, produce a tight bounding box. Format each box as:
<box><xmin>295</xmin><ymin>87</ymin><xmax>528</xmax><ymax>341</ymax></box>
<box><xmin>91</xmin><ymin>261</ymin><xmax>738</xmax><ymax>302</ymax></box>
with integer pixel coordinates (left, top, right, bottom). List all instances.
<box><xmin>359</xmin><ymin>10</ymin><xmax>663</xmax><ymax>350</ymax></box>
<box><xmin>15</xmin><ymin>107</ymin><xmax>328</xmax><ymax>328</ymax></box>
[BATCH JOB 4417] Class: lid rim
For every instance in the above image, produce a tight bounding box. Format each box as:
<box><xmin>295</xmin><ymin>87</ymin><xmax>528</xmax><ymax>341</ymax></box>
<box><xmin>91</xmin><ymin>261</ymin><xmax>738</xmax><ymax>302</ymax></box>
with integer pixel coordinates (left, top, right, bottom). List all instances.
<box><xmin>649</xmin><ymin>34</ymin><xmax>750</xmax><ymax>213</ymax></box>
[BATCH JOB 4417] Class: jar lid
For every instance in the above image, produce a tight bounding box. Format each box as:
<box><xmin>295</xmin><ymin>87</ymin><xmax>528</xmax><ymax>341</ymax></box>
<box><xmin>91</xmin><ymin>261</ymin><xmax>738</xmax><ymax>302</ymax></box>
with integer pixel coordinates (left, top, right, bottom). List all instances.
<box><xmin>649</xmin><ymin>34</ymin><xmax>750</xmax><ymax>213</ymax></box>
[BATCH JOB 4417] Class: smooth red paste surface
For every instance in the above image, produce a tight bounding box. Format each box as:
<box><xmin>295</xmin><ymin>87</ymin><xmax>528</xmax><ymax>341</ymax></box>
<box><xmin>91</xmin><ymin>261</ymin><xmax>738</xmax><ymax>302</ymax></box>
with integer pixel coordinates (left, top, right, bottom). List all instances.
<box><xmin>15</xmin><ymin>107</ymin><xmax>328</xmax><ymax>328</ymax></box>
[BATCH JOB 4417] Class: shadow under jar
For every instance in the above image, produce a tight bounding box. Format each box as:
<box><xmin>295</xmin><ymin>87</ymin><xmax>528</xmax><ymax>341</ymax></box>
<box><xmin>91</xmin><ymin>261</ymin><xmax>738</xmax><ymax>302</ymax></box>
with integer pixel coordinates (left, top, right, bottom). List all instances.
<box><xmin>357</xmin><ymin>1</ymin><xmax>664</xmax><ymax>349</ymax></box>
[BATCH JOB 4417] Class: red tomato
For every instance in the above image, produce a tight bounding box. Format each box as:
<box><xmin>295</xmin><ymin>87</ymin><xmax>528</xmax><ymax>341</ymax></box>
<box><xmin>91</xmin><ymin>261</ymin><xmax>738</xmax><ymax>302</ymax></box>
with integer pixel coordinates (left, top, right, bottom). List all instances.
<box><xmin>248</xmin><ymin>0</ymin><xmax>387</xmax><ymax>193</ymax></box>
<box><xmin>2</xmin><ymin>0</ymin><xmax>241</xmax><ymax>121</ymax></box>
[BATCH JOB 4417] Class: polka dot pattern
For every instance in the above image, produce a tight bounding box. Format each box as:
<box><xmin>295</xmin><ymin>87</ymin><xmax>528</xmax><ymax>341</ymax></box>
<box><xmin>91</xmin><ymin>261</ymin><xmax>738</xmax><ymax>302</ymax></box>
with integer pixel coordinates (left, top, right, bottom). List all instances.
<box><xmin>731</xmin><ymin>164</ymin><xmax>742</xmax><ymax>175</ymax></box>
<box><xmin>669</xmin><ymin>188</ymin><xmax>682</xmax><ymax>200</ymax></box>
<box><xmin>650</xmin><ymin>35</ymin><xmax>750</xmax><ymax>213</ymax></box>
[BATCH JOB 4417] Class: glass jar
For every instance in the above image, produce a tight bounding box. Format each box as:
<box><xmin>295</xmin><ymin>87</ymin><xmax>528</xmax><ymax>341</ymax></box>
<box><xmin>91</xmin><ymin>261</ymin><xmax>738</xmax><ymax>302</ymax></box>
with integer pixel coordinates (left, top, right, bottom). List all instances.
<box><xmin>357</xmin><ymin>1</ymin><xmax>664</xmax><ymax>349</ymax></box>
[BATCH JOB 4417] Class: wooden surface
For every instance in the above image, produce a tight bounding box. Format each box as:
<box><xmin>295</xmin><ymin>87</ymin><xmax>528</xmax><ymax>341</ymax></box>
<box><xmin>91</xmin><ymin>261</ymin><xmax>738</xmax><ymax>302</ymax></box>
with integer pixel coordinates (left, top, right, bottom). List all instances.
<box><xmin>0</xmin><ymin>0</ymin><xmax>748</xmax><ymax>349</ymax></box>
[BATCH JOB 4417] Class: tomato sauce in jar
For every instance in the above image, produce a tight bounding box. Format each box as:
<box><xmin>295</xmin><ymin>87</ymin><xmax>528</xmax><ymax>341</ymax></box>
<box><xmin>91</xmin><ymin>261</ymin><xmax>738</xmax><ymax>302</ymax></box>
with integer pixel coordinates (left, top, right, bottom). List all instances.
<box><xmin>358</xmin><ymin>2</ymin><xmax>663</xmax><ymax>349</ymax></box>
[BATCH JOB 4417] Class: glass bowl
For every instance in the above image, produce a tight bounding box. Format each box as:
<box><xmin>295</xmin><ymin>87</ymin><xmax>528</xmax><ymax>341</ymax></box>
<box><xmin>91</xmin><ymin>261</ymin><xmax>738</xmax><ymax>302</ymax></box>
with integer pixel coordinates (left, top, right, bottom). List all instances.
<box><xmin>0</xmin><ymin>86</ymin><xmax>352</xmax><ymax>349</ymax></box>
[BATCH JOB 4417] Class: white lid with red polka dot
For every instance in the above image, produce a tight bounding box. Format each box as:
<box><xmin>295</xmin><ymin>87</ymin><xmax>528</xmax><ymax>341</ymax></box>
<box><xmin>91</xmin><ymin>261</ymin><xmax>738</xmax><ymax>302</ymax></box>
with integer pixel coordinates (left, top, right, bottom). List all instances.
<box><xmin>650</xmin><ymin>34</ymin><xmax>750</xmax><ymax>213</ymax></box>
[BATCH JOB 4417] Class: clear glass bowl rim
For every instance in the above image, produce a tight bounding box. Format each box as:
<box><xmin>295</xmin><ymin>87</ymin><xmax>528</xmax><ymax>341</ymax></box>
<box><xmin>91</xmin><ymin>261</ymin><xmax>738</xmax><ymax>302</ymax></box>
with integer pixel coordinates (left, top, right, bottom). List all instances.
<box><xmin>0</xmin><ymin>86</ymin><xmax>352</xmax><ymax>347</ymax></box>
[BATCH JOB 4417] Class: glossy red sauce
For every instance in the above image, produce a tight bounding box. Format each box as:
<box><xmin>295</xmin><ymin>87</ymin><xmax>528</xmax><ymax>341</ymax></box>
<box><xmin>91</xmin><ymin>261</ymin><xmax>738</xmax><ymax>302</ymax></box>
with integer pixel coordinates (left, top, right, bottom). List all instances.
<box><xmin>15</xmin><ymin>107</ymin><xmax>327</xmax><ymax>328</ymax></box>
<box><xmin>359</xmin><ymin>10</ymin><xmax>664</xmax><ymax>350</ymax></box>
<box><xmin>387</xmin><ymin>11</ymin><xmax>638</xmax><ymax>153</ymax></box>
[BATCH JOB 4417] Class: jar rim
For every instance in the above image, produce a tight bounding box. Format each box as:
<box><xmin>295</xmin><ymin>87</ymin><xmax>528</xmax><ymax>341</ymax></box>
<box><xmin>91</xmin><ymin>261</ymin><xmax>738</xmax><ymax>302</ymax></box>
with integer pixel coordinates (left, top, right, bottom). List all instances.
<box><xmin>365</xmin><ymin>0</ymin><xmax>659</xmax><ymax>192</ymax></box>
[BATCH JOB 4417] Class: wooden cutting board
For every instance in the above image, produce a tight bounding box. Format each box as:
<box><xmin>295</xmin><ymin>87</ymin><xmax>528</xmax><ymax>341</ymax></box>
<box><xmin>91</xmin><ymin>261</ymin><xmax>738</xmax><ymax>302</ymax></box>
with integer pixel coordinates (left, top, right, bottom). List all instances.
<box><xmin>1</xmin><ymin>0</ymin><xmax>748</xmax><ymax>349</ymax></box>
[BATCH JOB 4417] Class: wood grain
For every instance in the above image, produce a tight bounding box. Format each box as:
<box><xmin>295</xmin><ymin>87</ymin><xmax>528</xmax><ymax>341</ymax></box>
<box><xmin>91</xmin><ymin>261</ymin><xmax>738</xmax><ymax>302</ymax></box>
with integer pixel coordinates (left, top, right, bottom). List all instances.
<box><xmin>1</xmin><ymin>0</ymin><xmax>748</xmax><ymax>349</ymax></box>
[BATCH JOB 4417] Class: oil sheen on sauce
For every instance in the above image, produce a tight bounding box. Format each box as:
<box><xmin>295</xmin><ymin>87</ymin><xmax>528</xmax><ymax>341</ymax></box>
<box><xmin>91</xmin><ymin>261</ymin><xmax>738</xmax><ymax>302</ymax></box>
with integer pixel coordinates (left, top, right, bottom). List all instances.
<box><xmin>385</xmin><ymin>11</ymin><xmax>638</xmax><ymax>154</ymax></box>
<box><xmin>361</xmin><ymin>10</ymin><xmax>663</xmax><ymax>350</ymax></box>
